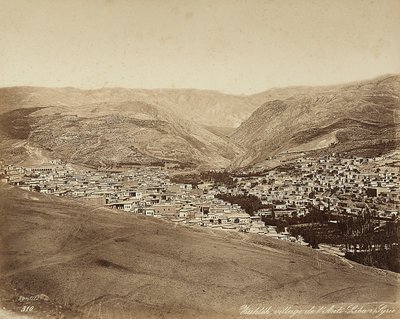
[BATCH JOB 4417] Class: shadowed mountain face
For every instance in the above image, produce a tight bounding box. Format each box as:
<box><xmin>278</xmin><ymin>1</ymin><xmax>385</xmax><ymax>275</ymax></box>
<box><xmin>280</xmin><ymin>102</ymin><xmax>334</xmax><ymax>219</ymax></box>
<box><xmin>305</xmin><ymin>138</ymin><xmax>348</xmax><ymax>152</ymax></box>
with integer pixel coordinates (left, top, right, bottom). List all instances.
<box><xmin>0</xmin><ymin>185</ymin><xmax>398</xmax><ymax>319</ymax></box>
<box><xmin>230</xmin><ymin>75</ymin><xmax>400</xmax><ymax>168</ymax></box>
<box><xmin>0</xmin><ymin>74</ymin><xmax>399</xmax><ymax>169</ymax></box>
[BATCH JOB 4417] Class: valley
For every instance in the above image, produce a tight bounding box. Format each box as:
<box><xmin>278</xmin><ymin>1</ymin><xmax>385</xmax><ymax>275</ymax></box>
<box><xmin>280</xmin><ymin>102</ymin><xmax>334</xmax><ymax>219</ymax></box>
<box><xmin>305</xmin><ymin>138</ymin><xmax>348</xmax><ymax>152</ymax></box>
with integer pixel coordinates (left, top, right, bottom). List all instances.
<box><xmin>0</xmin><ymin>74</ymin><xmax>399</xmax><ymax>319</ymax></box>
<box><xmin>1</xmin><ymin>74</ymin><xmax>399</xmax><ymax>171</ymax></box>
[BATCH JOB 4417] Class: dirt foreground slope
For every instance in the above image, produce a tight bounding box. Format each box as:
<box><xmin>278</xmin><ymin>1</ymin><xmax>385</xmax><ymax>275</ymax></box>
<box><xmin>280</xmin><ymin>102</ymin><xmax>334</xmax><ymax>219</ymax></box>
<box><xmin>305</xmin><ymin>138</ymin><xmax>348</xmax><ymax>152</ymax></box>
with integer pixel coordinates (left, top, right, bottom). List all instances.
<box><xmin>0</xmin><ymin>184</ymin><xmax>399</xmax><ymax>319</ymax></box>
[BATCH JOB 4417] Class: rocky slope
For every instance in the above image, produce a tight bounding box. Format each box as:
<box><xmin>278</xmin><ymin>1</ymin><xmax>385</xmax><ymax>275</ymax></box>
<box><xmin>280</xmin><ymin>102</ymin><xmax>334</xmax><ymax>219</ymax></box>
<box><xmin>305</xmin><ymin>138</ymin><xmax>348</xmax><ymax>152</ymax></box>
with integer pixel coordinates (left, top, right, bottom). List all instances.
<box><xmin>3</xmin><ymin>101</ymin><xmax>243</xmax><ymax>169</ymax></box>
<box><xmin>0</xmin><ymin>86</ymin><xmax>261</xmax><ymax>128</ymax></box>
<box><xmin>0</xmin><ymin>86</ymin><xmax>256</xmax><ymax>169</ymax></box>
<box><xmin>1</xmin><ymin>184</ymin><xmax>398</xmax><ymax>319</ymax></box>
<box><xmin>1</xmin><ymin>75</ymin><xmax>399</xmax><ymax>170</ymax></box>
<box><xmin>230</xmin><ymin>75</ymin><xmax>400</xmax><ymax>168</ymax></box>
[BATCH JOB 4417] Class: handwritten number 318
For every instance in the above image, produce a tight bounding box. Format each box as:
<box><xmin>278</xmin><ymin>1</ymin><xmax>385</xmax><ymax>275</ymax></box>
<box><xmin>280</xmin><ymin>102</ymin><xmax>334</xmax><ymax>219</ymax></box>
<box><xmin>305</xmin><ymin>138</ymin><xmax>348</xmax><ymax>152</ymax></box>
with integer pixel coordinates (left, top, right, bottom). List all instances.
<box><xmin>21</xmin><ymin>305</ymin><xmax>34</xmax><ymax>312</ymax></box>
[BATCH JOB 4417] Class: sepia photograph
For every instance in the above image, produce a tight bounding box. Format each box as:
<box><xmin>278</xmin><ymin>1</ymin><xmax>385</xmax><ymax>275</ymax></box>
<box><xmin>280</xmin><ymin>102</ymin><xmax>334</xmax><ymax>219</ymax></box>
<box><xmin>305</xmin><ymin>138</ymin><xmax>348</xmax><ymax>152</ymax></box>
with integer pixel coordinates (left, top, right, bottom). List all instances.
<box><xmin>0</xmin><ymin>0</ymin><xmax>399</xmax><ymax>318</ymax></box>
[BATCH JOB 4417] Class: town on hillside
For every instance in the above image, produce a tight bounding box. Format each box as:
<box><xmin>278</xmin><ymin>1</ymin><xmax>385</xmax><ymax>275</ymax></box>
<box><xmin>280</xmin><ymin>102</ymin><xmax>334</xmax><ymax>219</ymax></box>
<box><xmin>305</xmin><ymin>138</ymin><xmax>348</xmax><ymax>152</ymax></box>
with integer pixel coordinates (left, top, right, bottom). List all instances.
<box><xmin>2</xmin><ymin>152</ymin><xmax>399</xmax><ymax>271</ymax></box>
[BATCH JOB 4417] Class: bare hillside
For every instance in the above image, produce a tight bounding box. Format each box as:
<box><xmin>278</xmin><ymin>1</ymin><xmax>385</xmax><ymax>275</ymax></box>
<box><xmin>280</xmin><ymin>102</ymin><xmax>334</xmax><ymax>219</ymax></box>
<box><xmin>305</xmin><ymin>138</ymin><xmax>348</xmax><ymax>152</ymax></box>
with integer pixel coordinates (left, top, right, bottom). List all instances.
<box><xmin>0</xmin><ymin>184</ymin><xmax>398</xmax><ymax>319</ymax></box>
<box><xmin>0</xmin><ymin>101</ymin><xmax>243</xmax><ymax>169</ymax></box>
<box><xmin>1</xmin><ymin>75</ymin><xmax>399</xmax><ymax>170</ymax></box>
<box><xmin>0</xmin><ymin>87</ymin><xmax>261</xmax><ymax>128</ymax></box>
<box><xmin>231</xmin><ymin>75</ymin><xmax>400</xmax><ymax>168</ymax></box>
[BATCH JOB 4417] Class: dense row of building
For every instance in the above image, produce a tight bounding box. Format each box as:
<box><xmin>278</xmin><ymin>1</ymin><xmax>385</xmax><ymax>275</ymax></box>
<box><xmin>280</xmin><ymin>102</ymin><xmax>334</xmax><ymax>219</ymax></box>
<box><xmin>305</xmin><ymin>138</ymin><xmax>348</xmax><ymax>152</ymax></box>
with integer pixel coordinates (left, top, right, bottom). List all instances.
<box><xmin>1</xmin><ymin>161</ymin><xmax>280</xmax><ymax>238</ymax></box>
<box><xmin>224</xmin><ymin>154</ymin><xmax>399</xmax><ymax>220</ymax></box>
<box><xmin>2</xmin><ymin>153</ymin><xmax>399</xmax><ymax>241</ymax></box>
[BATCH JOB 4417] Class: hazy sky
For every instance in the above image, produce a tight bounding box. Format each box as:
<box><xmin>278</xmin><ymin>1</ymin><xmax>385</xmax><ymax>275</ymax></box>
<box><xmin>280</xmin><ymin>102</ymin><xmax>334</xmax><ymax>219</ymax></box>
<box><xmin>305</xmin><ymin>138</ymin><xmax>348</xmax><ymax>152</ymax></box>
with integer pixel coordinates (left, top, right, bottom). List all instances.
<box><xmin>1</xmin><ymin>0</ymin><xmax>399</xmax><ymax>94</ymax></box>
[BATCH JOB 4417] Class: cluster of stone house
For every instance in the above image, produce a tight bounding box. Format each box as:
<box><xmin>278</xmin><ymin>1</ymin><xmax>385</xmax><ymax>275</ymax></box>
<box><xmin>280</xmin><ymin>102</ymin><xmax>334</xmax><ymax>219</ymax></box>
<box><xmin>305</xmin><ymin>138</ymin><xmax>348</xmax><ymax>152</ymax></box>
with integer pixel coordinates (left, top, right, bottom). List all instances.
<box><xmin>220</xmin><ymin>154</ymin><xmax>399</xmax><ymax>220</ymax></box>
<box><xmin>1</xmin><ymin>162</ymin><xmax>277</xmax><ymax>237</ymax></box>
<box><xmin>2</xmin><ymin>153</ymin><xmax>398</xmax><ymax>241</ymax></box>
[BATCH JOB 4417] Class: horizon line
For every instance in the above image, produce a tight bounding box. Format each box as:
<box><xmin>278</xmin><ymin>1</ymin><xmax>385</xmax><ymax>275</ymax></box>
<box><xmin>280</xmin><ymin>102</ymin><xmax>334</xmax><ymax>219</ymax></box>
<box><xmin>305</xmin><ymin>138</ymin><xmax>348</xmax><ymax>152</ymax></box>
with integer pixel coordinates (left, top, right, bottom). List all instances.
<box><xmin>0</xmin><ymin>73</ymin><xmax>398</xmax><ymax>97</ymax></box>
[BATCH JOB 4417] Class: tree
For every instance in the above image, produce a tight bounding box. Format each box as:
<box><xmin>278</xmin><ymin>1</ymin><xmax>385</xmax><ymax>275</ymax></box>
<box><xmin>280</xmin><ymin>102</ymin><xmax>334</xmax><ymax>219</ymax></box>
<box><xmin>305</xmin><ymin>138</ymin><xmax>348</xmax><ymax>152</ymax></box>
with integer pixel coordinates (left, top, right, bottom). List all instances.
<box><xmin>215</xmin><ymin>194</ymin><xmax>267</xmax><ymax>216</ymax></box>
<box><xmin>276</xmin><ymin>222</ymin><xmax>285</xmax><ymax>233</ymax></box>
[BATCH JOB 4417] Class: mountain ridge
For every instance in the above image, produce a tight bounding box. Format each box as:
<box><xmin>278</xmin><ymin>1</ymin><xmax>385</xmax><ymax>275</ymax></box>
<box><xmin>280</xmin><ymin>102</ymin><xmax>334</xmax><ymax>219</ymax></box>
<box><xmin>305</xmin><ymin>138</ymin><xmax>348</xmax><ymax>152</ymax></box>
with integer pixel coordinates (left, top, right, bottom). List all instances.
<box><xmin>1</xmin><ymin>74</ymin><xmax>399</xmax><ymax>170</ymax></box>
<box><xmin>230</xmin><ymin>74</ymin><xmax>400</xmax><ymax>168</ymax></box>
